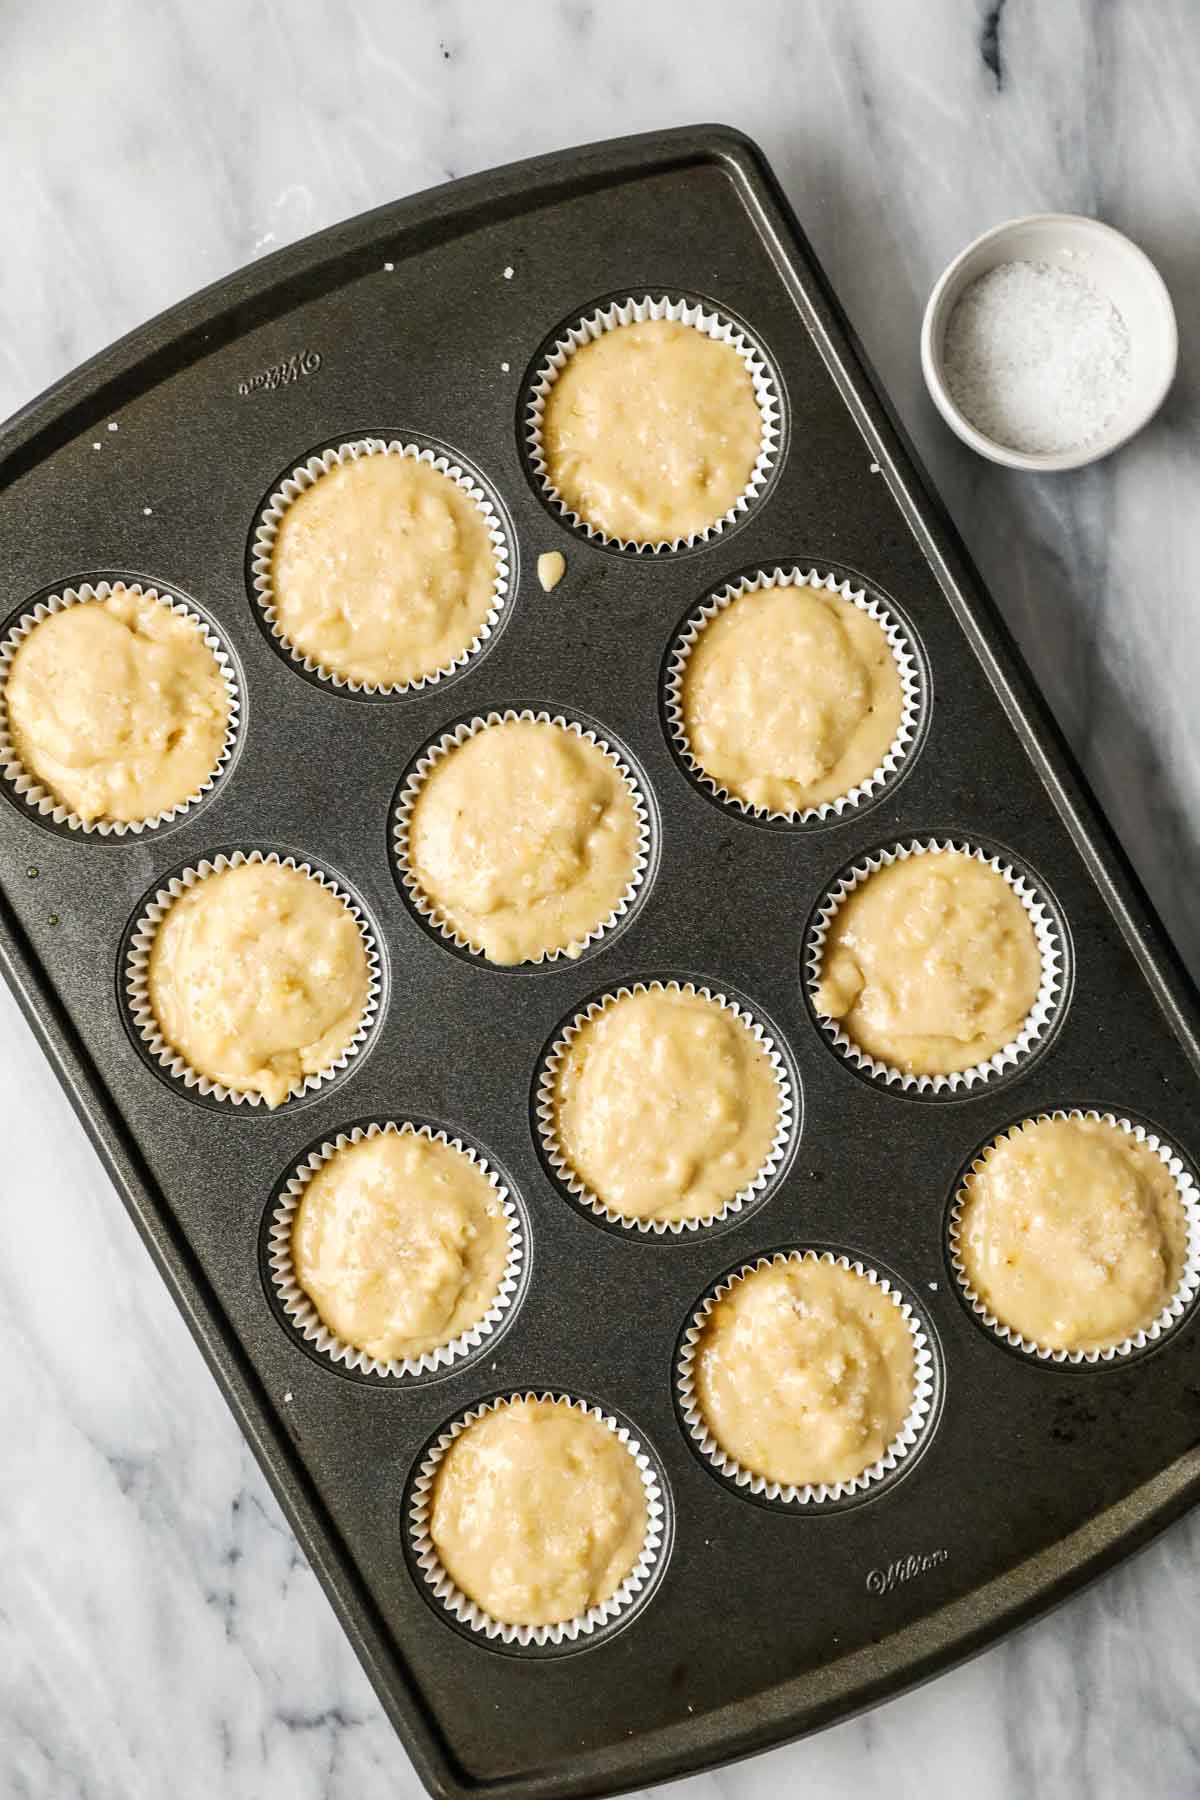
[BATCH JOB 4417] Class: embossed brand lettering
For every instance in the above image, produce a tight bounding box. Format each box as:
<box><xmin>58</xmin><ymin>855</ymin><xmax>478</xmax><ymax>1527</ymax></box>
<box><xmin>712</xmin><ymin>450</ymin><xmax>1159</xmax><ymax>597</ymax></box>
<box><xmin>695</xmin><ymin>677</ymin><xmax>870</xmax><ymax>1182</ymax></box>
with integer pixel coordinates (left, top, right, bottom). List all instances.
<box><xmin>865</xmin><ymin>1548</ymin><xmax>948</xmax><ymax>1595</ymax></box>
<box><xmin>238</xmin><ymin>350</ymin><xmax>322</xmax><ymax>397</ymax></box>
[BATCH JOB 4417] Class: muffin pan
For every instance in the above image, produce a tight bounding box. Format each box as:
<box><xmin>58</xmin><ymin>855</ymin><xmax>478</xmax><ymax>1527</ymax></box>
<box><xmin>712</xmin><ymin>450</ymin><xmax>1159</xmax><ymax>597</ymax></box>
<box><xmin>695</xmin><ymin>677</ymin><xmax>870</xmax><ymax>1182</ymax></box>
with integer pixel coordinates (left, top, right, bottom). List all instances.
<box><xmin>2</xmin><ymin>127</ymin><xmax>1200</xmax><ymax>1799</ymax></box>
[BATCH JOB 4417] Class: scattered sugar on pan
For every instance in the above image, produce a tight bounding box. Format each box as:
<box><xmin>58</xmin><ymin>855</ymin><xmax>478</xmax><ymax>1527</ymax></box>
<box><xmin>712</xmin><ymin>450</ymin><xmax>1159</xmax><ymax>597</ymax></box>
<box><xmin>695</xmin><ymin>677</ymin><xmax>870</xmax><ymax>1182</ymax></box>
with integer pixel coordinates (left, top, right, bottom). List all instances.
<box><xmin>942</xmin><ymin>260</ymin><xmax>1131</xmax><ymax>457</ymax></box>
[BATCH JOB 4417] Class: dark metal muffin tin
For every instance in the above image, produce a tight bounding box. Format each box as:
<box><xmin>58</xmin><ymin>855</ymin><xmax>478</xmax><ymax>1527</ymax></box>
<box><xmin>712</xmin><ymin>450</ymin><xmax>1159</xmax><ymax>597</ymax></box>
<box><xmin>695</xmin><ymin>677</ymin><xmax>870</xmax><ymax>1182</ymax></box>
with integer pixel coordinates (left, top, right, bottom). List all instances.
<box><xmin>2</xmin><ymin>126</ymin><xmax>1200</xmax><ymax>1799</ymax></box>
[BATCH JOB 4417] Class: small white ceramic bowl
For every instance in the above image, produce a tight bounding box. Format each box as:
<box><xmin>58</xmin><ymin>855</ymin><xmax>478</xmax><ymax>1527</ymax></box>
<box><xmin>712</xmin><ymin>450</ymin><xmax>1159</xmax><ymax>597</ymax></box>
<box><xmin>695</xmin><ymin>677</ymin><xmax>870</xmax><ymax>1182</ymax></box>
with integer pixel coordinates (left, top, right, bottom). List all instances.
<box><xmin>921</xmin><ymin>213</ymin><xmax>1177</xmax><ymax>473</ymax></box>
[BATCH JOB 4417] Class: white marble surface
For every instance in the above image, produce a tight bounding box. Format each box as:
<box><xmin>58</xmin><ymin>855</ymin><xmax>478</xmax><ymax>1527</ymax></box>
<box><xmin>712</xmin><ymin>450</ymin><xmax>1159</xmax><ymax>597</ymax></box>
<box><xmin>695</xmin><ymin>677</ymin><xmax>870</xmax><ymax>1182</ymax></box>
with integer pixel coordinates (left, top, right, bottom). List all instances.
<box><xmin>3</xmin><ymin>3</ymin><xmax>1200</xmax><ymax>1796</ymax></box>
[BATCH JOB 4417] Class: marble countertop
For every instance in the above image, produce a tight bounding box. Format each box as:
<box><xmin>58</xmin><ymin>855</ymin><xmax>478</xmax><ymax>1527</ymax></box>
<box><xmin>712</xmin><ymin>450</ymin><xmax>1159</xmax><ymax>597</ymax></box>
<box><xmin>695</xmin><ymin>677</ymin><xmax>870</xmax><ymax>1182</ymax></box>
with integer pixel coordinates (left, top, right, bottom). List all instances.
<box><xmin>3</xmin><ymin>3</ymin><xmax>1199</xmax><ymax>1797</ymax></box>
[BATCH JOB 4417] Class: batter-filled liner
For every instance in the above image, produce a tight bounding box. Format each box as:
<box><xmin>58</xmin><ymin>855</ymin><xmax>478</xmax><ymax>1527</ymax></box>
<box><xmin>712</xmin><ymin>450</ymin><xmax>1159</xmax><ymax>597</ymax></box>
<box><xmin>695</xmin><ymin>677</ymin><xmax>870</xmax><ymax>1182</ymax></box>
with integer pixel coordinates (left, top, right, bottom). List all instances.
<box><xmin>392</xmin><ymin>708</ymin><xmax>653</xmax><ymax>968</ymax></box>
<box><xmin>948</xmin><ymin>1109</ymin><xmax>1200</xmax><ymax>1364</ymax></box>
<box><xmin>407</xmin><ymin>1391</ymin><xmax>666</xmax><ymax>1649</ymax></box>
<box><xmin>805</xmin><ymin>837</ymin><xmax>1065</xmax><ymax>1094</ymax></box>
<box><xmin>525</xmin><ymin>294</ymin><xmax>781</xmax><ymax>553</ymax></box>
<box><xmin>250</xmin><ymin>437</ymin><xmax>511</xmax><ymax>694</ymax></box>
<box><xmin>266</xmin><ymin>1120</ymin><xmax>525</xmax><ymax>1379</ymax></box>
<box><xmin>678</xmin><ymin>1250</ymin><xmax>935</xmax><ymax>1506</ymax></box>
<box><xmin>535</xmin><ymin>978</ymin><xmax>796</xmax><ymax>1234</ymax></box>
<box><xmin>124</xmin><ymin>849</ymin><xmax>382</xmax><ymax>1108</ymax></box>
<box><xmin>0</xmin><ymin>580</ymin><xmax>240</xmax><ymax>837</ymax></box>
<box><xmin>664</xmin><ymin>566</ymin><xmax>922</xmax><ymax>824</ymax></box>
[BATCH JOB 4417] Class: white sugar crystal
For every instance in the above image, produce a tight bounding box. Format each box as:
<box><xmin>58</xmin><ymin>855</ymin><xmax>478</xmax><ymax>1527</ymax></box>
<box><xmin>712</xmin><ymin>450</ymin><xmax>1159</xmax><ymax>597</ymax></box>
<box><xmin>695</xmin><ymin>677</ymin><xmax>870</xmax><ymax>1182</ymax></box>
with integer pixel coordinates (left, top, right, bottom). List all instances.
<box><xmin>943</xmin><ymin>259</ymin><xmax>1131</xmax><ymax>456</ymax></box>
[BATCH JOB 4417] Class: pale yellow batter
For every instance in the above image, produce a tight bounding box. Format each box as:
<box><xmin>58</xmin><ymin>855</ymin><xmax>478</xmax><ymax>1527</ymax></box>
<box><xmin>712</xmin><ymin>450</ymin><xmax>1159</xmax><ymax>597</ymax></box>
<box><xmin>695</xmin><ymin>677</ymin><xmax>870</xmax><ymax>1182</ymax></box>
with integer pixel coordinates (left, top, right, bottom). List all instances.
<box><xmin>695</xmin><ymin>1258</ymin><xmax>915</xmax><ymax>1487</ymax></box>
<box><xmin>147</xmin><ymin>860</ymin><xmax>370</xmax><ymax>1108</ymax></box>
<box><xmin>291</xmin><ymin>1129</ymin><xmax>511</xmax><ymax>1362</ymax></box>
<box><xmin>551</xmin><ymin>985</ymin><xmax>780</xmax><ymax>1223</ymax></box>
<box><xmin>269</xmin><ymin>453</ymin><xmax>497</xmax><ymax>688</ymax></box>
<box><xmin>681</xmin><ymin>583</ymin><xmax>904</xmax><ymax>814</ymax></box>
<box><xmin>407</xmin><ymin>718</ymin><xmax>640</xmax><ymax>965</ymax></box>
<box><xmin>430</xmin><ymin>1398</ymin><xmax>647</xmax><ymax>1628</ymax></box>
<box><xmin>541</xmin><ymin>319</ymin><xmax>764</xmax><ymax>545</ymax></box>
<box><xmin>536</xmin><ymin>550</ymin><xmax>566</xmax><ymax>592</ymax></box>
<box><xmin>4</xmin><ymin>587</ymin><xmax>229</xmax><ymax>825</ymax></box>
<box><xmin>813</xmin><ymin>850</ymin><xmax>1042</xmax><ymax>1076</ymax></box>
<box><xmin>957</xmin><ymin>1116</ymin><xmax>1189</xmax><ymax>1353</ymax></box>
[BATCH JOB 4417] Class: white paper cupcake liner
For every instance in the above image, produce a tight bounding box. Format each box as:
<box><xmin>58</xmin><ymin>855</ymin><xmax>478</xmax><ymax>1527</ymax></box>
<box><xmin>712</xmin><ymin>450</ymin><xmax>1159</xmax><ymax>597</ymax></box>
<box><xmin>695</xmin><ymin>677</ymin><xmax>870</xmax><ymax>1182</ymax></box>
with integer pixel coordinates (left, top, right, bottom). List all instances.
<box><xmin>948</xmin><ymin>1109</ymin><xmax>1200</xmax><ymax>1364</ymax></box>
<box><xmin>392</xmin><ymin>708</ymin><xmax>652</xmax><ymax>966</ymax></box>
<box><xmin>250</xmin><ymin>438</ymin><xmax>511</xmax><ymax>694</ymax></box>
<box><xmin>408</xmin><ymin>1391</ymin><xmax>666</xmax><ymax>1647</ymax></box>
<box><xmin>535</xmin><ymin>979</ymin><xmax>796</xmax><ymax>1235</ymax></box>
<box><xmin>806</xmin><ymin>838</ymin><xmax>1064</xmax><ymax>1094</ymax></box>
<box><xmin>0</xmin><ymin>581</ymin><xmax>241</xmax><ymax>836</ymax></box>
<box><xmin>525</xmin><ymin>294</ymin><xmax>781</xmax><ymax>553</ymax></box>
<box><xmin>664</xmin><ymin>566</ymin><xmax>923</xmax><ymax>824</ymax></box>
<box><xmin>677</xmin><ymin>1250</ymin><xmax>936</xmax><ymax>1506</ymax></box>
<box><xmin>266</xmin><ymin>1121</ymin><xmax>524</xmax><ymax>1379</ymax></box>
<box><xmin>125</xmin><ymin>850</ymin><xmax>382</xmax><ymax>1107</ymax></box>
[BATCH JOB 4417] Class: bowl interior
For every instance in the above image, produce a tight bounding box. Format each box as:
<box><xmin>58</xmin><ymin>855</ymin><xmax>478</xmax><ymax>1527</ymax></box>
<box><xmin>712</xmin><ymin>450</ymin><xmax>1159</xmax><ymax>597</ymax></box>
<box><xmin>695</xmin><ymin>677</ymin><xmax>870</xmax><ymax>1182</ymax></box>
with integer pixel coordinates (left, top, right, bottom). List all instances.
<box><xmin>927</xmin><ymin>216</ymin><xmax>1177</xmax><ymax>466</ymax></box>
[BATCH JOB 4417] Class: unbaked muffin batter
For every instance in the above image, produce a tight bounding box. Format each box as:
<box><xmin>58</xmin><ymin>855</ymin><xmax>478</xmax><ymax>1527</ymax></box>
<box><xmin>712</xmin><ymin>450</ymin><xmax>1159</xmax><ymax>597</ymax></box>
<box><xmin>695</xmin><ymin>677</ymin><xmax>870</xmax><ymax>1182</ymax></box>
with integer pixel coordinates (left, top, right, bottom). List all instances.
<box><xmin>536</xmin><ymin>550</ymin><xmax>566</xmax><ymax>592</ymax></box>
<box><xmin>681</xmin><ymin>582</ymin><xmax>904</xmax><ymax>814</ymax></box>
<box><xmin>269</xmin><ymin>453</ymin><xmax>497</xmax><ymax>687</ymax></box>
<box><xmin>957</xmin><ymin>1115</ymin><xmax>1188</xmax><ymax>1352</ymax></box>
<box><xmin>291</xmin><ymin>1129</ymin><xmax>510</xmax><ymax>1361</ymax></box>
<box><xmin>429</xmin><ymin>1398</ymin><xmax>647</xmax><ymax>1628</ymax></box>
<box><xmin>813</xmin><ymin>850</ymin><xmax>1042</xmax><ymax>1075</ymax></box>
<box><xmin>407</xmin><ymin>718</ymin><xmax>640</xmax><ymax>965</ymax></box>
<box><xmin>148</xmin><ymin>860</ymin><xmax>370</xmax><ymax>1108</ymax></box>
<box><xmin>695</xmin><ymin>1258</ymin><xmax>915</xmax><ymax>1487</ymax></box>
<box><xmin>4</xmin><ymin>586</ymin><xmax>229</xmax><ymax>825</ymax></box>
<box><xmin>551</xmin><ymin>985</ymin><xmax>780</xmax><ymax>1223</ymax></box>
<box><xmin>541</xmin><ymin>318</ymin><xmax>763</xmax><ymax>545</ymax></box>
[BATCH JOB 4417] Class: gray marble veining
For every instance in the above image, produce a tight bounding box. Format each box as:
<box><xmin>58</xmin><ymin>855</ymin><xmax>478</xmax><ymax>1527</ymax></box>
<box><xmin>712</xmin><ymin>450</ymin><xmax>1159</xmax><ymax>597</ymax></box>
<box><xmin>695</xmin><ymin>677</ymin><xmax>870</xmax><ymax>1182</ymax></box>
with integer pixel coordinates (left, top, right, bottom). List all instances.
<box><xmin>2</xmin><ymin>2</ymin><xmax>1199</xmax><ymax>1796</ymax></box>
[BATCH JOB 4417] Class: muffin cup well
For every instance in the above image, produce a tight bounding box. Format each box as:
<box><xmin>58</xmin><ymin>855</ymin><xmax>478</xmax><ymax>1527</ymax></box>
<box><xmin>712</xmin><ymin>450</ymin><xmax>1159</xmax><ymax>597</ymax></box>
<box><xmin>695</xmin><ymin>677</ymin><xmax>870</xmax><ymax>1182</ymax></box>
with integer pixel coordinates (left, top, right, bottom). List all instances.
<box><xmin>525</xmin><ymin>294</ymin><xmax>782</xmax><ymax>553</ymax></box>
<box><xmin>124</xmin><ymin>849</ymin><xmax>382</xmax><ymax>1107</ymax></box>
<box><xmin>664</xmin><ymin>566</ymin><xmax>923</xmax><ymax>824</ymax></box>
<box><xmin>677</xmin><ymin>1249</ymin><xmax>936</xmax><ymax>1507</ymax></box>
<box><xmin>266</xmin><ymin>1120</ymin><xmax>525</xmax><ymax>1379</ymax></box>
<box><xmin>392</xmin><ymin>708</ymin><xmax>653</xmax><ymax>968</ymax></box>
<box><xmin>0</xmin><ymin>581</ymin><xmax>241</xmax><ymax>837</ymax></box>
<box><xmin>805</xmin><ymin>838</ymin><xmax>1065</xmax><ymax>1095</ymax></box>
<box><xmin>948</xmin><ymin>1109</ymin><xmax>1200</xmax><ymax>1364</ymax></box>
<box><xmin>407</xmin><ymin>1392</ymin><xmax>666</xmax><ymax>1649</ymax></box>
<box><xmin>250</xmin><ymin>438</ymin><xmax>511</xmax><ymax>694</ymax></box>
<box><xmin>535</xmin><ymin>978</ymin><xmax>796</xmax><ymax>1235</ymax></box>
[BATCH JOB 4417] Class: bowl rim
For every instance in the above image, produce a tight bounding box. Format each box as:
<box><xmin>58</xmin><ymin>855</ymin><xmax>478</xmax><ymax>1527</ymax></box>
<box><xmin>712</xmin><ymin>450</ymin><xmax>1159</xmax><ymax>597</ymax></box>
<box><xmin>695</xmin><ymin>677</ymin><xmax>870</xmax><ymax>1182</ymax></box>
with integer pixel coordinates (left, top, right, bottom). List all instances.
<box><xmin>920</xmin><ymin>210</ymin><xmax>1179</xmax><ymax>473</ymax></box>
